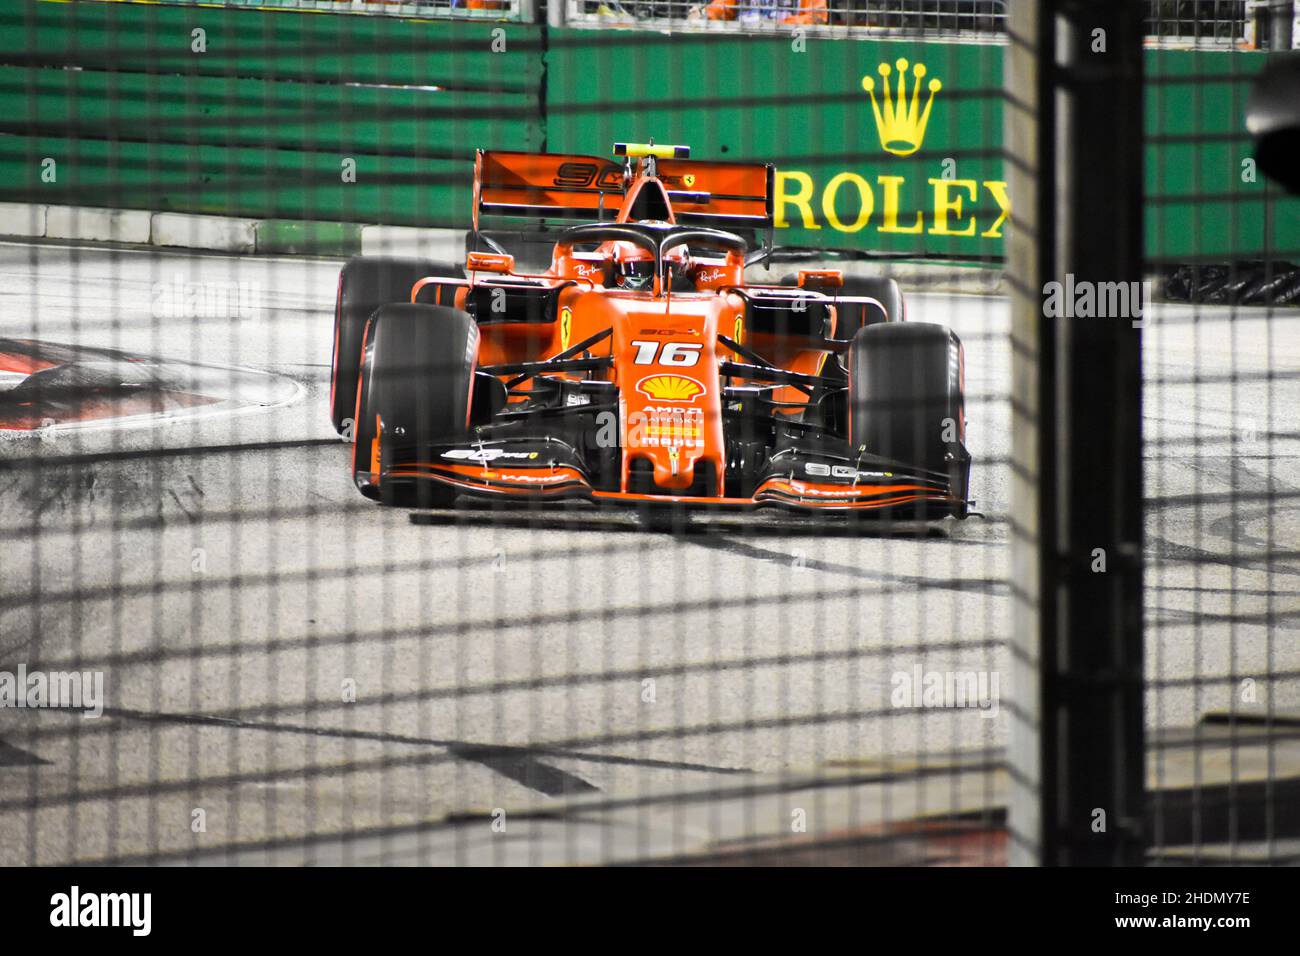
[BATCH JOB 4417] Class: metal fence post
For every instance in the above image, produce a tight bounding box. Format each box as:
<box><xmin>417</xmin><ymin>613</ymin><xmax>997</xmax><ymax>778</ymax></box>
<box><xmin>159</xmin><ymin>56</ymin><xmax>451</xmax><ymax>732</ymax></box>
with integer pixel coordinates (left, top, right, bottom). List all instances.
<box><xmin>1007</xmin><ymin>0</ymin><xmax>1146</xmax><ymax>867</ymax></box>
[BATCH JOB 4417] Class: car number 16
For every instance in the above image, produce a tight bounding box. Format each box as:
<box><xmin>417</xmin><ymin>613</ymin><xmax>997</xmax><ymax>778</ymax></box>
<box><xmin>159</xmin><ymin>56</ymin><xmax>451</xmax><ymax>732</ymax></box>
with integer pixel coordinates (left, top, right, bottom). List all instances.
<box><xmin>630</xmin><ymin>341</ymin><xmax>703</xmax><ymax>367</ymax></box>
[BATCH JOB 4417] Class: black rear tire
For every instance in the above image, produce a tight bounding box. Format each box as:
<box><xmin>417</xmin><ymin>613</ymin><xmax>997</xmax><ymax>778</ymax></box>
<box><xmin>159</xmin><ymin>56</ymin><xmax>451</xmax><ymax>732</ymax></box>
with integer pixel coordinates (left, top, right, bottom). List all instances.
<box><xmin>848</xmin><ymin>322</ymin><xmax>965</xmax><ymax>476</ymax></box>
<box><xmin>330</xmin><ymin>256</ymin><xmax>463</xmax><ymax>434</ymax></box>
<box><xmin>835</xmin><ymin>275</ymin><xmax>904</xmax><ymax>338</ymax></box>
<box><xmin>780</xmin><ymin>273</ymin><xmax>904</xmax><ymax>339</ymax></box>
<box><xmin>352</xmin><ymin>304</ymin><xmax>479</xmax><ymax>507</ymax></box>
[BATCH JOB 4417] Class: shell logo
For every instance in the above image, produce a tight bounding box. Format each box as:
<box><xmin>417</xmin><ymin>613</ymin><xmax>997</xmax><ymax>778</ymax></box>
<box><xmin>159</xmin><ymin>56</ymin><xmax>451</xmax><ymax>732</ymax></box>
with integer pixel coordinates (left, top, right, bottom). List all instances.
<box><xmin>636</xmin><ymin>374</ymin><xmax>705</xmax><ymax>402</ymax></box>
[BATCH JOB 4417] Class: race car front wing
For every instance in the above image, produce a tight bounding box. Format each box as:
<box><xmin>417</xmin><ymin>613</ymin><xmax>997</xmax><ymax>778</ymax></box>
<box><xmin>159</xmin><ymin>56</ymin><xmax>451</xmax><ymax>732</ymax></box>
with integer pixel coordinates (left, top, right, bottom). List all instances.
<box><xmin>381</xmin><ymin>438</ymin><xmax>971</xmax><ymax>517</ymax></box>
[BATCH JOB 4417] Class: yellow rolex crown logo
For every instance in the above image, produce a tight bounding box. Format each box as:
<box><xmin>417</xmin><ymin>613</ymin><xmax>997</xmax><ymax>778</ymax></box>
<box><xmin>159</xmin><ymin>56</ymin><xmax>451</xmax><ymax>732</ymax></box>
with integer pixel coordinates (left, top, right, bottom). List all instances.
<box><xmin>862</xmin><ymin>58</ymin><xmax>941</xmax><ymax>157</ymax></box>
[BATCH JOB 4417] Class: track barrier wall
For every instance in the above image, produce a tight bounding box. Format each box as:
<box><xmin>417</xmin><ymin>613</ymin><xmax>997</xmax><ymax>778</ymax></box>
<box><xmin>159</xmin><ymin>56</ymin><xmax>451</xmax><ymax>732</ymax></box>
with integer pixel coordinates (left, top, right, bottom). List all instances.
<box><xmin>0</xmin><ymin>3</ymin><xmax>1297</xmax><ymax>263</ymax></box>
<box><xmin>2</xmin><ymin>3</ymin><xmax>1299</xmax><ymax>265</ymax></box>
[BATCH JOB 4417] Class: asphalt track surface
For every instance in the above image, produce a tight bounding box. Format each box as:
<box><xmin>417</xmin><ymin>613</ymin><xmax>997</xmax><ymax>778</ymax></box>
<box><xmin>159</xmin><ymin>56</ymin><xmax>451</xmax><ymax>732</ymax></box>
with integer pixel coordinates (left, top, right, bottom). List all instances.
<box><xmin>0</xmin><ymin>241</ymin><xmax>1296</xmax><ymax>864</ymax></box>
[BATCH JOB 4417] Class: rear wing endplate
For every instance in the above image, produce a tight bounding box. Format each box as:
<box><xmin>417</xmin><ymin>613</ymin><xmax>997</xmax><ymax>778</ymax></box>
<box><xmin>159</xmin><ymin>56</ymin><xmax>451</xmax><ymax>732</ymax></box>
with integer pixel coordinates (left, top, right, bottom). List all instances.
<box><xmin>655</xmin><ymin>158</ymin><xmax>773</xmax><ymax>228</ymax></box>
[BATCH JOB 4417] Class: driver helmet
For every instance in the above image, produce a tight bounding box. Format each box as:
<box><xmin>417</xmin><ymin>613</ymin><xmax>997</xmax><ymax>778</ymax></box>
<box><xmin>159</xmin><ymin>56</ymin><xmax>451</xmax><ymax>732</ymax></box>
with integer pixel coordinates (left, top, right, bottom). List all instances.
<box><xmin>610</xmin><ymin>241</ymin><xmax>657</xmax><ymax>291</ymax></box>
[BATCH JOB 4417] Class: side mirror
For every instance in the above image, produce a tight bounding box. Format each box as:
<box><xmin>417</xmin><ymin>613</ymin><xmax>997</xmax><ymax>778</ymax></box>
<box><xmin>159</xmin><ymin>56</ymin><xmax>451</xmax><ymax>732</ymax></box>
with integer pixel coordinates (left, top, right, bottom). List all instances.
<box><xmin>1246</xmin><ymin>52</ymin><xmax>1300</xmax><ymax>196</ymax></box>
<box><xmin>466</xmin><ymin>251</ymin><xmax>515</xmax><ymax>275</ymax></box>
<box><xmin>797</xmin><ymin>269</ymin><xmax>845</xmax><ymax>290</ymax></box>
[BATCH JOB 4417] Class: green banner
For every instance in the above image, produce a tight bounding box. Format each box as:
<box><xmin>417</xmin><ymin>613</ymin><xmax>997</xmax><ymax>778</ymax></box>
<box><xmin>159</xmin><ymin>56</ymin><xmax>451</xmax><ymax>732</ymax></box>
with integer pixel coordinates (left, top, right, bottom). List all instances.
<box><xmin>0</xmin><ymin>1</ymin><xmax>543</xmax><ymax>225</ymax></box>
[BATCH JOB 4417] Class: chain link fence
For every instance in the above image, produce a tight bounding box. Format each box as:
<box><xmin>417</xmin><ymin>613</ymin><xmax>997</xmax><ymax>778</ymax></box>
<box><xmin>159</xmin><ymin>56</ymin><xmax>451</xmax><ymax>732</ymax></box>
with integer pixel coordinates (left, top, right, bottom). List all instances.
<box><xmin>133</xmin><ymin>0</ymin><xmax>534</xmax><ymax>21</ymax></box>
<box><xmin>0</xmin><ymin>0</ymin><xmax>1296</xmax><ymax>868</ymax></box>
<box><xmin>1141</xmin><ymin>29</ymin><xmax>1300</xmax><ymax>865</ymax></box>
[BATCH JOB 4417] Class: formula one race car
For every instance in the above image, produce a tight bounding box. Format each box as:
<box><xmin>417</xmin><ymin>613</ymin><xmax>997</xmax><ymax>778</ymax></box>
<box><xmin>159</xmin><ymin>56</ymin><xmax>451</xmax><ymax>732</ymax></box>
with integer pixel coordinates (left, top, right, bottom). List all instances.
<box><xmin>329</xmin><ymin>143</ymin><xmax>971</xmax><ymax>517</ymax></box>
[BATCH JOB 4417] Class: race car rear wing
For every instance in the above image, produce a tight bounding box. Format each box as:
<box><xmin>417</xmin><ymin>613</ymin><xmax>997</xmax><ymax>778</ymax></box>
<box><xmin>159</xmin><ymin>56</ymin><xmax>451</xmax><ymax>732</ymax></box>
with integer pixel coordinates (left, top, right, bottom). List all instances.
<box><xmin>473</xmin><ymin>149</ymin><xmax>774</xmax><ymax>232</ymax></box>
<box><xmin>656</xmin><ymin>158</ymin><xmax>774</xmax><ymax>228</ymax></box>
<box><xmin>473</xmin><ymin>150</ymin><xmax>623</xmax><ymax>229</ymax></box>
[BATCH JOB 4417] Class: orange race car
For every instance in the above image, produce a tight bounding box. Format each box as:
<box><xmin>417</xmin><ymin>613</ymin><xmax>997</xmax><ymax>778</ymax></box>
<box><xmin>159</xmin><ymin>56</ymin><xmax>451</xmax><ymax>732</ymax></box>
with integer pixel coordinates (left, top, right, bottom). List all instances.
<box><xmin>328</xmin><ymin>143</ymin><xmax>971</xmax><ymax>517</ymax></box>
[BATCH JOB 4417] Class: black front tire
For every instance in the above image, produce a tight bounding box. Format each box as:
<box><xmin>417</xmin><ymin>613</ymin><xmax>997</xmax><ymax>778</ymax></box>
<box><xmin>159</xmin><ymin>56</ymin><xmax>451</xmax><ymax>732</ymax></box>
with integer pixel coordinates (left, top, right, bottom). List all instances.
<box><xmin>848</xmin><ymin>322</ymin><xmax>966</xmax><ymax>482</ymax></box>
<box><xmin>330</xmin><ymin>256</ymin><xmax>463</xmax><ymax>434</ymax></box>
<box><xmin>352</xmin><ymin>303</ymin><xmax>479</xmax><ymax>507</ymax></box>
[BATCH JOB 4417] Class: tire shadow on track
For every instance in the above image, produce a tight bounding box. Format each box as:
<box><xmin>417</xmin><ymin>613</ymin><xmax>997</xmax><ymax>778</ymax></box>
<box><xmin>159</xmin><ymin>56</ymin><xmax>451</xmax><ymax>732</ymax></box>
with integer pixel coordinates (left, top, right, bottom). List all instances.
<box><xmin>405</xmin><ymin>502</ymin><xmax>1007</xmax><ymax>597</ymax></box>
<box><xmin>685</xmin><ymin>533</ymin><xmax>1009</xmax><ymax>596</ymax></box>
<box><xmin>408</xmin><ymin>501</ymin><xmax>1002</xmax><ymax>542</ymax></box>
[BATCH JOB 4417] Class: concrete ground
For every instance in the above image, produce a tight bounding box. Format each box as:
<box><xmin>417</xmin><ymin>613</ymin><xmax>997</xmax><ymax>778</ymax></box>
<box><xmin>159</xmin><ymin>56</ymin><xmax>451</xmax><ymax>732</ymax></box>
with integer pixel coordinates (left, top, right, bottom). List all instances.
<box><xmin>0</xmin><ymin>240</ymin><xmax>1296</xmax><ymax>864</ymax></box>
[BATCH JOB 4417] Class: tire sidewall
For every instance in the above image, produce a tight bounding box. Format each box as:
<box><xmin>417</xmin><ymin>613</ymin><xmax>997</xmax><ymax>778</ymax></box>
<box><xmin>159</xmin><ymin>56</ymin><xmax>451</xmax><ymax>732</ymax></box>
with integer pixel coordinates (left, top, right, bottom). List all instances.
<box><xmin>847</xmin><ymin>321</ymin><xmax>964</xmax><ymax>474</ymax></box>
<box><xmin>331</xmin><ymin>257</ymin><xmax>463</xmax><ymax>434</ymax></box>
<box><xmin>352</xmin><ymin>303</ymin><xmax>479</xmax><ymax>502</ymax></box>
